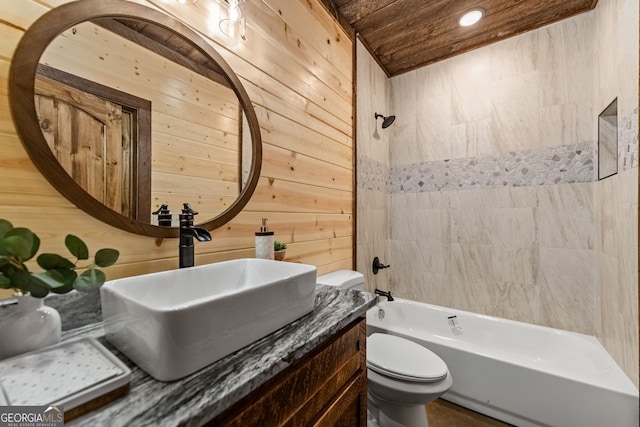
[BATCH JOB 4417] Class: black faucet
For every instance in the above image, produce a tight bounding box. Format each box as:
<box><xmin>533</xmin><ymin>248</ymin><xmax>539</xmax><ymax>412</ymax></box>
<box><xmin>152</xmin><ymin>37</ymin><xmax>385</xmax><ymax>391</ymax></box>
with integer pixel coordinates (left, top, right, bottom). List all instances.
<box><xmin>179</xmin><ymin>203</ymin><xmax>212</xmax><ymax>268</ymax></box>
<box><xmin>374</xmin><ymin>289</ymin><xmax>394</xmax><ymax>301</ymax></box>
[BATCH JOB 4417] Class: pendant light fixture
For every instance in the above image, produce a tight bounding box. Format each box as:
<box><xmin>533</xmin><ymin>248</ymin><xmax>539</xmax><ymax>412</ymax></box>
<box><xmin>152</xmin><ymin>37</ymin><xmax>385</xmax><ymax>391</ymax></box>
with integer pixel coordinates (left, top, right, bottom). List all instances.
<box><xmin>219</xmin><ymin>0</ymin><xmax>246</xmax><ymax>39</ymax></box>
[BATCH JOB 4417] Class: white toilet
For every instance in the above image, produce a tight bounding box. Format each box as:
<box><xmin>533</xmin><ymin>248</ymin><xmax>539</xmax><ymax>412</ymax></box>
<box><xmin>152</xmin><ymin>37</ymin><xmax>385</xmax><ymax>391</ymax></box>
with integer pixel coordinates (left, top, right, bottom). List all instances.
<box><xmin>317</xmin><ymin>270</ymin><xmax>452</xmax><ymax>427</ymax></box>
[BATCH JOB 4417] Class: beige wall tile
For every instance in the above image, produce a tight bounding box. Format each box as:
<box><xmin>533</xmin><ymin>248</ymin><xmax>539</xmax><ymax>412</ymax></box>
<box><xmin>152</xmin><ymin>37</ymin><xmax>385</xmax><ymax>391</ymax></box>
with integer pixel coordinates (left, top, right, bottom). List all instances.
<box><xmin>492</xmin><ymin>247</ymin><xmax>535</xmax><ymax>285</ymax></box>
<box><xmin>491</xmin><ymin>281</ymin><xmax>539</xmax><ymax>323</ymax></box>
<box><xmin>539</xmin><ymin>14</ymin><xmax>594</xmax><ymax>109</ymax></box>
<box><xmin>390</xmin><ymin>193</ymin><xmax>417</xmax><ymax>240</ymax></box>
<box><xmin>592</xmin><ymin>0</ymin><xmax>639</xmax><ymax>387</ymax></box>
<box><xmin>389</xmin><ymin>72</ymin><xmax>418</xmax><ymax>165</ymax></box>
<box><xmin>596</xmin><ymin>168</ymin><xmax>639</xmax><ymax>386</ymax></box>
<box><xmin>416</xmin><ymin>93</ymin><xmax>454</xmax><ymax>161</ymax></box>
<box><xmin>356</xmin><ymin>41</ymin><xmax>390</xmax><ymax>291</ymax></box>
<box><xmin>489</xmin><ymin>31</ymin><xmax>539</xmax><ymax>81</ymax></box>
<box><xmin>357</xmin><ymin>41</ymin><xmax>390</xmax><ymax>164</ymax></box>
<box><xmin>415</xmin><ymin>190</ymin><xmax>451</xmax><ymax>210</ymax></box>
<box><xmin>357</xmin><ymin>189</ymin><xmax>389</xmax><ymax>292</ymax></box>
<box><xmin>450</xmin><ymin>50</ymin><xmax>493</xmax><ymax>125</ymax></box>
<box><xmin>489</xmin><ymin>208</ymin><xmax>537</xmax><ymax>247</ymax></box>
<box><xmin>536</xmin><ymin>247</ymin><xmax>596</xmax><ymax>334</ymax></box>
<box><xmin>388</xmin><ymin>239</ymin><xmax>419</xmax><ymax>295</ymax></box>
<box><xmin>489</xmin><ymin>71</ymin><xmax>541</xmax><ymax>153</ymax></box>
<box><xmin>537</xmin><ymin>183</ymin><xmax>595</xmax><ymax>250</ymax></box>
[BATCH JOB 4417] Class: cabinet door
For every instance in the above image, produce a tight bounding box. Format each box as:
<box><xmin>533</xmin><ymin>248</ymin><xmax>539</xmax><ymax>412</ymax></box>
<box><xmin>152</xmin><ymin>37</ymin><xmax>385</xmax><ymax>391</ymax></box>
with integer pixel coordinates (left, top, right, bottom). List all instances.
<box><xmin>210</xmin><ymin>318</ymin><xmax>367</xmax><ymax>427</ymax></box>
<box><xmin>311</xmin><ymin>374</ymin><xmax>366</xmax><ymax>427</ymax></box>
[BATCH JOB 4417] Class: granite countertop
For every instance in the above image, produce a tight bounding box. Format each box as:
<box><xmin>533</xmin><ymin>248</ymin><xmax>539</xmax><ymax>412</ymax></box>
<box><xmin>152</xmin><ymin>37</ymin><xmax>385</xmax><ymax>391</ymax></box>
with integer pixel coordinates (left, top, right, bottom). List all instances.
<box><xmin>18</xmin><ymin>285</ymin><xmax>376</xmax><ymax>426</ymax></box>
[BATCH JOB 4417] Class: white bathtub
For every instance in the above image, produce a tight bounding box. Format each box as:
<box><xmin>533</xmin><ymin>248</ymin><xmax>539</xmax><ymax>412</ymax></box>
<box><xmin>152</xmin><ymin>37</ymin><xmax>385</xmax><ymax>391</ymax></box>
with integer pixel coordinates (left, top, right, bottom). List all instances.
<box><xmin>366</xmin><ymin>298</ymin><xmax>639</xmax><ymax>427</ymax></box>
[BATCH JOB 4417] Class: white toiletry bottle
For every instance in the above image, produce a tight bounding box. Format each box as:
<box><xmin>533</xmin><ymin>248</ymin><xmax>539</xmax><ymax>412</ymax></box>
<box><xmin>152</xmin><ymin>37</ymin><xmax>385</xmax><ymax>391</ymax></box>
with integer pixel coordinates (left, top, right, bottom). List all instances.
<box><xmin>255</xmin><ymin>218</ymin><xmax>275</xmax><ymax>260</ymax></box>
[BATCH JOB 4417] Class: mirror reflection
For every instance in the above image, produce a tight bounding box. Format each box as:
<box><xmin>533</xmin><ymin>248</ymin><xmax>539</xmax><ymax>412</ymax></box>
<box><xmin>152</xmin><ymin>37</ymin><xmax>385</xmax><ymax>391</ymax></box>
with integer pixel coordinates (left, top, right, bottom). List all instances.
<box><xmin>36</xmin><ymin>18</ymin><xmax>244</xmax><ymax>225</ymax></box>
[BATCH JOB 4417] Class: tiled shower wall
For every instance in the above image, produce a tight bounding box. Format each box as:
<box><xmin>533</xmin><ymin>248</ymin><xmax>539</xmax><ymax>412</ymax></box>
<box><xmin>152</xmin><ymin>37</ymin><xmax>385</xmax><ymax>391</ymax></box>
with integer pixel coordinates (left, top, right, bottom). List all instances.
<box><xmin>593</xmin><ymin>0</ymin><xmax>639</xmax><ymax>387</ymax></box>
<box><xmin>387</xmin><ymin>10</ymin><xmax>600</xmax><ymax>334</ymax></box>
<box><xmin>356</xmin><ymin>41</ymin><xmax>390</xmax><ymax>293</ymax></box>
<box><xmin>357</xmin><ymin>0</ymin><xmax>638</xmax><ymax>386</ymax></box>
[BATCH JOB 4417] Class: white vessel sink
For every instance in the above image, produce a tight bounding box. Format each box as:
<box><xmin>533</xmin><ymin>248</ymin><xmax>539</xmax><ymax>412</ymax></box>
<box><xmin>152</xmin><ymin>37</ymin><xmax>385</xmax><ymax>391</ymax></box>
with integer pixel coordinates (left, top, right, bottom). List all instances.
<box><xmin>100</xmin><ymin>258</ymin><xmax>317</xmax><ymax>381</ymax></box>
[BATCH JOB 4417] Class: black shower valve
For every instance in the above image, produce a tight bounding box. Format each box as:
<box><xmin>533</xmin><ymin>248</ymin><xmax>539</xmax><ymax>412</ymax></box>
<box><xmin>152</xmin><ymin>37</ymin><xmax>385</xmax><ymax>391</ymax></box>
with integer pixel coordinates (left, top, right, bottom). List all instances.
<box><xmin>372</xmin><ymin>256</ymin><xmax>390</xmax><ymax>274</ymax></box>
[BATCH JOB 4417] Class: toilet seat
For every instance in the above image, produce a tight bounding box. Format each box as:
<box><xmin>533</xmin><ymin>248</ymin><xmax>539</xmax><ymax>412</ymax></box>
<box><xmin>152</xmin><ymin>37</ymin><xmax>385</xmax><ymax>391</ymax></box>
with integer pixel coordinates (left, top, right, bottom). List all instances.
<box><xmin>367</xmin><ymin>333</ymin><xmax>448</xmax><ymax>383</ymax></box>
<box><xmin>367</xmin><ymin>368</ymin><xmax>453</xmax><ymax>406</ymax></box>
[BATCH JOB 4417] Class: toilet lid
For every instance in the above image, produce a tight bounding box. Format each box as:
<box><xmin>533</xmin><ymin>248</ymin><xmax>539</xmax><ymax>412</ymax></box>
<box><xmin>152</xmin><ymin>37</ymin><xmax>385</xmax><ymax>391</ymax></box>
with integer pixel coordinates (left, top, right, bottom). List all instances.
<box><xmin>367</xmin><ymin>333</ymin><xmax>448</xmax><ymax>383</ymax></box>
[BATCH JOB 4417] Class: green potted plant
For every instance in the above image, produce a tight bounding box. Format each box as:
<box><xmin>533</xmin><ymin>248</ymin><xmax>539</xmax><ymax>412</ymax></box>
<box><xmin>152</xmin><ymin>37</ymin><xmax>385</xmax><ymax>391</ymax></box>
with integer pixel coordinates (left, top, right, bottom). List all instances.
<box><xmin>0</xmin><ymin>219</ymin><xmax>119</xmax><ymax>358</ymax></box>
<box><xmin>274</xmin><ymin>241</ymin><xmax>287</xmax><ymax>261</ymax></box>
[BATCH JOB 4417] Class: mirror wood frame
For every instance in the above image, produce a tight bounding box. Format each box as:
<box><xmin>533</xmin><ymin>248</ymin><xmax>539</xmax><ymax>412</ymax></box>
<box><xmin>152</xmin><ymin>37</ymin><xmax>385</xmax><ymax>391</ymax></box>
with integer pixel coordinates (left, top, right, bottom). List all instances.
<box><xmin>9</xmin><ymin>0</ymin><xmax>262</xmax><ymax>238</ymax></box>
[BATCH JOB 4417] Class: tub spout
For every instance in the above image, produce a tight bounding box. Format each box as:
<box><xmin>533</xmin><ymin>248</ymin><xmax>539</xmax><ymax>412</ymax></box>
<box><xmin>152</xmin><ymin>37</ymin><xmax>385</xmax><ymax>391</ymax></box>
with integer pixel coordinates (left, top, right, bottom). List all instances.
<box><xmin>374</xmin><ymin>288</ymin><xmax>394</xmax><ymax>301</ymax></box>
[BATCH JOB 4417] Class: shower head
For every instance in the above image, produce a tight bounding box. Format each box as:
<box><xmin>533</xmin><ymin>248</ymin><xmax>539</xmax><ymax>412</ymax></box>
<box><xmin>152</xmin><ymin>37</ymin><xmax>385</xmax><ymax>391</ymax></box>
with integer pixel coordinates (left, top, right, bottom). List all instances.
<box><xmin>375</xmin><ymin>113</ymin><xmax>396</xmax><ymax>129</ymax></box>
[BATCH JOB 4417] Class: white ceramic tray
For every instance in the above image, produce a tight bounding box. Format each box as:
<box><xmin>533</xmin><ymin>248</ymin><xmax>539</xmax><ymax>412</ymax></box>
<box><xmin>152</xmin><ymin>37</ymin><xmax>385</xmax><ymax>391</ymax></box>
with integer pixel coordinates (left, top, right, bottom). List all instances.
<box><xmin>0</xmin><ymin>337</ymin><xmax>131</xmax><ymax>410</ymax></box>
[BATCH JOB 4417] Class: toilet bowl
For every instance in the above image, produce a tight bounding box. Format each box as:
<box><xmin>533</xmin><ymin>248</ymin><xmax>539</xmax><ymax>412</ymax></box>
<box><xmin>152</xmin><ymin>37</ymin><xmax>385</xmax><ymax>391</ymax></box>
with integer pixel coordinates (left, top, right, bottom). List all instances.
<box><xmin>367</xmin><ymin>333</ymin><xmax>453</xmax><ymax>426</ymax></box>
<box><xmin>317</xmin><ymin>270</ymin><xmax>452</xmax><ymax>427</ymax></box>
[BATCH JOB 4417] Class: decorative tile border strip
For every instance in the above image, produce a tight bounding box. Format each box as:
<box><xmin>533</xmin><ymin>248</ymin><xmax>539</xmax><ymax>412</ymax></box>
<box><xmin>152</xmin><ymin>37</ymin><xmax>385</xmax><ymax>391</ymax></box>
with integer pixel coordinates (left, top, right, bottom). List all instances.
<box><xmin>388</xmin><ymin>142</ymin><xmax>594</xmax><ymax>193</ymax></box>
<box><xmin>620</xmin><ymin>107</ymin><xmax>638</xmax><ymax>171</ymax></box>
<box><xmin>358</xmin><ymin>110</ymin><xmax>637</xmax><ymax>193</ymax></box>
<box><xmin>357</xmin><ymin>156</ymin><xmax>389</xmax><ymax>193</ymax></box>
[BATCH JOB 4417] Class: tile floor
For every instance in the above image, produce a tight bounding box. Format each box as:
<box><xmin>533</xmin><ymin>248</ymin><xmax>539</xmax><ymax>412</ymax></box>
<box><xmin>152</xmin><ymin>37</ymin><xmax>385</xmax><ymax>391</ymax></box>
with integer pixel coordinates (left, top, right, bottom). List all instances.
<box><xmin>426</xmin><ymin>399</ymin><xmax>513</xmax><ymax>427</ymax></box>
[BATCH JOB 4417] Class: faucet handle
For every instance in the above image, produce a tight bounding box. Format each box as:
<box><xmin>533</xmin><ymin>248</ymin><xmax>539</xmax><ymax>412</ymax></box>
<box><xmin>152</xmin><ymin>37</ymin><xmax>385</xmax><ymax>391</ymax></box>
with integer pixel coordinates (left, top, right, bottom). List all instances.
<box><xmin>182</xmin><ymin>203</ymin><xmax>198</xmax><ymax>216</ymax></box>
<box><xmin>153</xmin><ymin>204</ymin><xmax>170</xmax><ymax>214</ymax></box>
<box><xmin>180</xmin><ymin>203</ymin><xmax>199</xmax><ymax>228</ymax></box>
<box><xmin>372</xmin><ymin>256</ymin><xmax>390</xmax><ymax>274</ymax></box>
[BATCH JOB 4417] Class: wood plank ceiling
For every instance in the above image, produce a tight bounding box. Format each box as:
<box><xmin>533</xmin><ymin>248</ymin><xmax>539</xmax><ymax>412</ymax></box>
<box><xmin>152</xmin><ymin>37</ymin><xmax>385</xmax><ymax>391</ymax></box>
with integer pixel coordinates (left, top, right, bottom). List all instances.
<box><xmin>326</xmin><ymin>0</ymin><xmax>599</xmax><ymax>77</ymax></box>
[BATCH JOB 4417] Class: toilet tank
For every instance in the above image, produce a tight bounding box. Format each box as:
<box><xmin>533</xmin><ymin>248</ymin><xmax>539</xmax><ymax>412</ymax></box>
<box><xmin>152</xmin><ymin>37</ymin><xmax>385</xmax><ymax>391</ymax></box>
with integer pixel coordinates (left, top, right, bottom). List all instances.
<box><xmin>316</xmin><ymin>270</ymin><xmax>364</xmax><ymax>291</ymax></box>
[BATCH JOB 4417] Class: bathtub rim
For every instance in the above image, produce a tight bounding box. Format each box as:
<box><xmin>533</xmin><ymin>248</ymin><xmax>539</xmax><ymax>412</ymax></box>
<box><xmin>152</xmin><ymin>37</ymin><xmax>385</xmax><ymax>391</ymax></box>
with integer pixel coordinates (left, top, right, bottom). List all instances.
<box><xmin>366</xmin><ymin>297</ymin><xmax>639</xmax><ymax>397</ymax></box>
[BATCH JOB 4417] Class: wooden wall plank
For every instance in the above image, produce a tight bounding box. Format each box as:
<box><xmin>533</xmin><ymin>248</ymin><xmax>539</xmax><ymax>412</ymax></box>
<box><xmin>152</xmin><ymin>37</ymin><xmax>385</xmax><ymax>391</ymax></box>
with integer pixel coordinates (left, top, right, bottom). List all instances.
<box><xmin>213</xmin><ymin>211</ymin><xmax>353</xmax><ymax>249</ymax></box>
<box><xmin>0</xmin><ymin>25</ymin><xmax>23</xmax><ymax>61</ymax></box>
<box><xmin>263</xmin><ymin>0</ymin><xmax>353</xmax><ymax>81</ymax></box>
<box><xmin>0</xmin><ymin>1</ymin><xmax>48</xmax><ymax>32</ymax></box>
<box><xmin>146</xmin><ymin>0</ymin><xmax>353</xmax><ymax>126</ymax></box>
<box><xmin>247</xmin><ymin>178</ymin><xmax>353</xmax><ymax>214</ymax></box>
<box><xmin>0</xmin><ymin>61</ymin><xmax>12</xmax><ymax>134</ymax></box>
<box><xmin>255</xmin><ymin>106</ymin><xmax>352</xmax><ymax>169</ymax></box>
<box><xmin>0</xmin><ymin>0</ymin><xmax>353</xmax><ymax>292</ymax></box>
<box><xmin>140</xmin><ymin>0</ymin><xmax>354</xmax><ymax>141</ymax></box>
<box><xmin>261</xmin><ymin>144</ymin><xmax>352</xmax><ymax>192</ymax></box>
<box><xmin>242</xmin><ymin>76</ymin><xmax>352</xmax><ymax>145</ymax></box>
<box><xmin>152</xmin><ymin>133</ymin><xmax>239</xmax><ymax>163</ymax></box>
<box><xmin>250</xmin><ymin>0</ymin><xmax>353</xmax><ymax>104</ymax></box>
<box><xmin>152</xmin><ymin>146</ymin><xmax>239</xmax><ymax>179</ymax></box>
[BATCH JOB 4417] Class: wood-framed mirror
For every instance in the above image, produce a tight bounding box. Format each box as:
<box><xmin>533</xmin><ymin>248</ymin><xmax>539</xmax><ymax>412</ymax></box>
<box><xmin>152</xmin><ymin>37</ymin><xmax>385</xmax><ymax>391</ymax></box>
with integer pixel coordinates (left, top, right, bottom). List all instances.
<box><xmin>9</xmin><ymin>0</ymin><xmax>262</xmax><ymax>238</ymax></box>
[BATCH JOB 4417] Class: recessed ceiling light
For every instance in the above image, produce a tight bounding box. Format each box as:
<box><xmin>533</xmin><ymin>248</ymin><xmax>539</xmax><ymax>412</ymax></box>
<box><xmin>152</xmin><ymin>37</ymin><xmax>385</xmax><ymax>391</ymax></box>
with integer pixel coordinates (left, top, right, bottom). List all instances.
<box><xmin>459</xmin><ymin>9</ymin><xmax>484</xmax><ymax>27</ymax></box>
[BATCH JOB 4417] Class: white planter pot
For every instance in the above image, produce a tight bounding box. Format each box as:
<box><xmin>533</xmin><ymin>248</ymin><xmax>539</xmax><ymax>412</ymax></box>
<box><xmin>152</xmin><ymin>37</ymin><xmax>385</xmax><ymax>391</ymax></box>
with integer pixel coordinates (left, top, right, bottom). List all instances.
<box><xmin>0</xmin><ymin>294</ymin><xmax>61</xmax><ymax>359</ymax></box>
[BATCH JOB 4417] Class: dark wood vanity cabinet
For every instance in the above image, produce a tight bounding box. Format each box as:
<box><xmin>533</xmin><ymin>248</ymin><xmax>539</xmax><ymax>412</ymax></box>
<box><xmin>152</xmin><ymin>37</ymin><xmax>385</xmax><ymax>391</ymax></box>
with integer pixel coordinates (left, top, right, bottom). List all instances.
<box><xmin>210</xmin><ymin>318</ymin><xmax>367</xmax><ymax>426</ymax></box>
